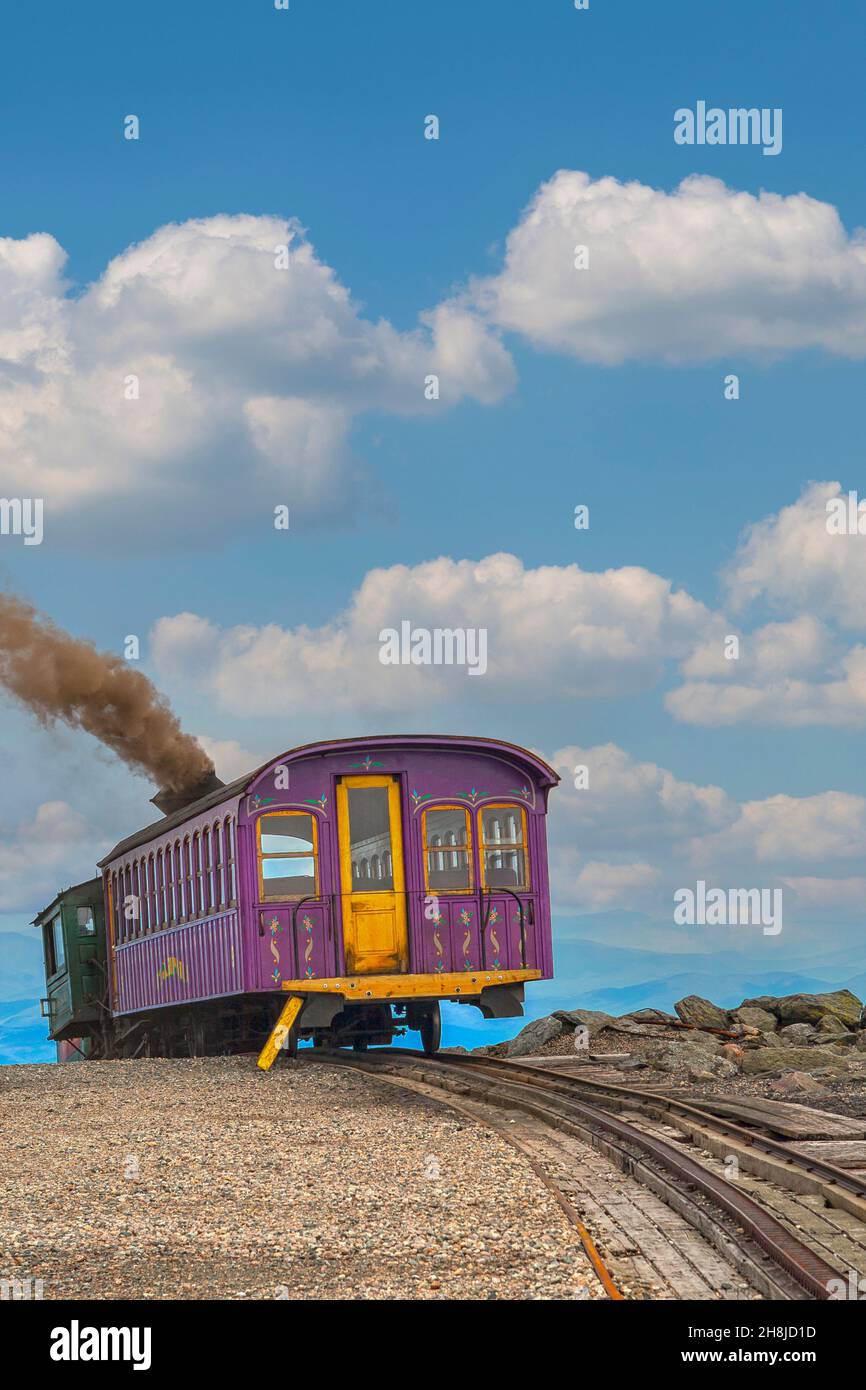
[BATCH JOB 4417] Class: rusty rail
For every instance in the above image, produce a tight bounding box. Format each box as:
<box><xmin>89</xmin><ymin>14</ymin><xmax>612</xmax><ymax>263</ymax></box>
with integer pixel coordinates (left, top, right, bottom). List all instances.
<box><xmin>317</xmin><ymin>1048</ymin><xmax>849</xmax><ymax>1301</ymax></box>
<box><xmin>449</xmin><ymin>1052</ymin><xmax>866</xmax><ymax>1202</ymax></box>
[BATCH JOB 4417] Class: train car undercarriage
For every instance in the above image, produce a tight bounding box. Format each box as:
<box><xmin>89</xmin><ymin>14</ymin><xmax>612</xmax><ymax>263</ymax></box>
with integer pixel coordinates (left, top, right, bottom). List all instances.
<box><xmin>84</xmin><ymin>995</ymin><xmax>444</xmax><ymax>1061</ymax></box>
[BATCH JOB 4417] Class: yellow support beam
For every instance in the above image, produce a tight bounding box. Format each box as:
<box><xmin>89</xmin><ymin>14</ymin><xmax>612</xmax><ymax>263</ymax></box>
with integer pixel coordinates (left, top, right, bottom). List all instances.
<box><xmin>278</xmin><ymin>967</ymin><xmax>540</xmax><ymax>1001</ymax></box>
<box><xmin>257</xmin><ymin>995</ymin><xmax>304</xmax><ymax>1072</ymax></box>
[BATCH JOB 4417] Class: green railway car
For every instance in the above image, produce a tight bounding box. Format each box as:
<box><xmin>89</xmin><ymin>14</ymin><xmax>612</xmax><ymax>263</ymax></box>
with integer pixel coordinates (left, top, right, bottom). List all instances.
<box><xmin>33</xmin><ymin>879</ymin><xmax>108</xmax><ymax>1060</ymax></box>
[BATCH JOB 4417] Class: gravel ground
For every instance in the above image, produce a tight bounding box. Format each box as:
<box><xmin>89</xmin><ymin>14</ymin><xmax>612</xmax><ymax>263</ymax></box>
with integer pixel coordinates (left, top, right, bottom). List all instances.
<box><xmin>535</xmin><ymin>1026</ymin><xmax>866</xmax><ymax>1116</ymax></box>
<box><xmin>0</xmin><ymin>1057</ymin><xmax>596</xmax><ymax>1301</ymax></box>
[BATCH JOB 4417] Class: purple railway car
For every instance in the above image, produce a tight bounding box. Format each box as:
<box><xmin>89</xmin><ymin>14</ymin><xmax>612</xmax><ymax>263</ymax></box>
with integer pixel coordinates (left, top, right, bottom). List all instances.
<box><xmin>97</xmin><ymin>734</ymin><xmax>559</xmax><ymax>1060</ymax></box>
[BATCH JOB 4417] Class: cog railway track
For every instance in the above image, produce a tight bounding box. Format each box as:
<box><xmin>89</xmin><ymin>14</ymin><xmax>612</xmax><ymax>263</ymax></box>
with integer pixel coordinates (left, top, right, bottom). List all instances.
<box><xmin>308</xmin><ymin>1048</ymin><xmax>866</xmax><ymax>1302</ymax></box>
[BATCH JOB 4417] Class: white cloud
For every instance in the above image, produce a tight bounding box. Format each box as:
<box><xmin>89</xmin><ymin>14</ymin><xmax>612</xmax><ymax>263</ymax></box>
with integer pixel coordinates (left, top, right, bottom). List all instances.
<box><xmin>0</xmin><ymin>215</ymin><xmax>513</xmax><ymax>540</ymax></box>
<box><xmin>666</xmin><ymin>483</ymin><xmax>866</xmax><ymax>727</ymax></box>
<box><xmin>193</xmin><ymin>735</ymin><xmax>262</xmax><ymax>783</ymax></box>
<box><xmin>0</xmin><ymin>801</ymin><xmax>93</xmax><ymax>913</ymax></box>
<box><xmin>778</xmin><ymin>876</ymin><xmax>866</xmax><ymax>914</ymax></box>
<box><xmin>687</xmin><ymin>791</ymin><xmax>866</xmax><ymax>866</ymax></box>
<box><xmin>549</xmin><ymin>743</ymin><xmax>736</xmax><ymax>851</ymax></box>
<box><xmin>724</xmin><ymin>480</ymin><xmax>866</xmax><ymax>630</ymax></box>
<box><xmin>545</xmin><ymin>743</ymin><xmax>866</xmax><ymax>926</ymax></box>
<box><xmin>552</xmin><ymin>853</ymin><xmax>662</xmax><ymax>912</ymax></box>
<box><xmin>472</xmin><ymin>172</ymin><xmax>866</xmax><ymax>363</ymax></box>
<box><xmin>668</xmin><ymin>648</ymin><xmax>866</xmax><ymax>728</ymax></box>
<box><xmin>150</xmin><ymin>553</ymin><xmax>712</xmax><ymax>715</ymax></box>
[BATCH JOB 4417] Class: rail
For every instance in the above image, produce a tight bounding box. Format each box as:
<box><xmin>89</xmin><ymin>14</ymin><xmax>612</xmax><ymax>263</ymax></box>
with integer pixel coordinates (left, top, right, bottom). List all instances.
<box><xmin>313</xmin><ymin>1048</ymin><xmax>852</xmax><ymax>1301</ymax></box>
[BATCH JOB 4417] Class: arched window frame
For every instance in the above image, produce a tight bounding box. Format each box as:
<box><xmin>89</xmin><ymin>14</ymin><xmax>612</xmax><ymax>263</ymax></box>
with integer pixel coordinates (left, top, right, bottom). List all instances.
<box><xmin>183</xmin><ymin>837</ymin><xmax>193</xmax><ymax>920</ymax></box>
<box><xmin>225</xmin><ymin>818</ymin><xmax>237</xmax><ymax>904</ymax></box>
<box><xmin>477</xmin><ymin>803</ymin><xmax>530</xmax><ymax>891</ymax></box>
<box><xmin>192</xmin><ymin>832</ymin><xmax>203</xmax><ymax>917</ymax></box>
<box><xmin>212</xmin><ymin>820</ymin><xmax>224</xmax><ymax>909</ymax></box>
<box><xmin>422</xmin><ymin>805</ymin><xmax>473</xmax><ymax>894</ymax></box>
<box><xmin>173</xmin><ymin>840</ymin><xmax>183</xmax><ymax>921</ymax></box>
<box><xmin>148</xmin><ymin>853</ymin><xmax>157</xmax><ymax>929</ymax></box>
<box><xmin>140</xmin><ymin>857</ymin><xmax>149</xmax><ymax>934</ymax></box>
<box><xmin>202</xmin><ymin>827</ymin><xmax>213</xmax><ymax>915</ymax></box>
<box><xmin>123</xmin><ymin>864</ymin><xmax>133</xmax><ymax>941</ymax></box>
<box><xmin>256</xmin><ymin>811</ymin><xmax>318</xmax><ymax>902</ymax></box>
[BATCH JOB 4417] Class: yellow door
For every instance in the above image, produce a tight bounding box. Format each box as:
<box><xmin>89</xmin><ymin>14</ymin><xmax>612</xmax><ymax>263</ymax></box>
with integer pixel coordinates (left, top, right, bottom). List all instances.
<box><xmin>337</xmin><ymin>776</ymin><xmax>408</xmax><ymax>974</ymax></box>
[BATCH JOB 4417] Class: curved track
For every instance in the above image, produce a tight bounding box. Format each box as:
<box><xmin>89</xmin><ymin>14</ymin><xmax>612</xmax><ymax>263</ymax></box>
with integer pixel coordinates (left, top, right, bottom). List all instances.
<box><xmin>309</xmin><ymin>1048</ymin><xmax>861</xmax><ymax>1301</ymax></box>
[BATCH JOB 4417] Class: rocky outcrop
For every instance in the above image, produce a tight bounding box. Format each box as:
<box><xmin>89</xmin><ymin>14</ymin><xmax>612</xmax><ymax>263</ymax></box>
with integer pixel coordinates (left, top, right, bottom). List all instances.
<box><xmin>731</xmin><ymin>1005</ymin><xmax>777</xmax><ymax>1032</ymax></box>
<box><xmin>778</xmin><ymin>1023</ymin><xmax>816</xmax><ymax>1045</ymax></box>
<box><xmin>739</xmin><ymin>1045</ymin><xmax>851</xmax><ymax>1075</ymax></box>
<box><xmin>816</xmin><ymin>1013</ymin><xmax>847</xmax><ymax>1034</ymax></box>
<box><xmin>673</xmin><ymin>995</ymin><xmax>729</xmax><ymax>1030</ymax></box>
<box><xmin>624</xmin><ymin>1008</ymin><xmax>678</xmax><ymax>1025</ymax></box>
<box><xmin>770</xmin><ymin>1071</ymin><xmax>826</xmax><ymax>1096</ymax></box>
<box><xmin>504</xmin><ymin>1014</ymin><xmax>565</xmax><ymax>1057</ymax></box>
<box><xmin>653</xmin><ymin>1029</ymin><xmax>720</xmax><ymax>1073</ymax></box>
<box><xmin>552</xmin><ymin>1009</ymin><xmax>616</xmax><ymax>1037</ymax></box>
<box><xmin>475</xmin><ymin>985</ymin><xmax>865</xmax><ymax>1081</ymax></box>
<box><xmin>740</xmin><ymin>990</ymin><xmax>862</xmax><ymax>1029</ymax></box>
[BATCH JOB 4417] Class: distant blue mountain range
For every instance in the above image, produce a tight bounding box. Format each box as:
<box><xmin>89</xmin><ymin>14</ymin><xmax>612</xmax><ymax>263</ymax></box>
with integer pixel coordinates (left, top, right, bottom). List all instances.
<box><xmin>0</xmin><ymin>999</ymin><xmax>54</xmax><ymax>1065</ymax></box>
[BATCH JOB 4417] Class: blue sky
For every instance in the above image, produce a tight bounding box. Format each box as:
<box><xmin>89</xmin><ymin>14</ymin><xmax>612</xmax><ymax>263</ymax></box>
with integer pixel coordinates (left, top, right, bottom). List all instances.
<box><xmin>2</xmin><ymin>0</ymin><xmax>866</xmax><ymax>1054</ymax></box>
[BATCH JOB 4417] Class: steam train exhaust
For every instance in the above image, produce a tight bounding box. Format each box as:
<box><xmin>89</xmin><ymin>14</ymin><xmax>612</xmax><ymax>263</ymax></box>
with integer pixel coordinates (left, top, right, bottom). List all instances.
<box><xmin>0</xmin><ymin>592</ymin><xmax>216</xmax><ymax>797</ymax></box>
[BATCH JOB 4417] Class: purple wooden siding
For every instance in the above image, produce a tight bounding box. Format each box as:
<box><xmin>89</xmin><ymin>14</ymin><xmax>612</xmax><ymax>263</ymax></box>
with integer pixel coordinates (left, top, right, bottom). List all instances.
<box><xmin>255</xmin><ymin>901</ymin><xmax>336</xmax><ymax>989</ymax></box>
<box><xmin>413</xmin><ymin>894</ymin><xmax>537</xmax><ymax>974</ymax></box>
<box><xmin>114</xmin><ymin>911</ymin><xmax>243</xmax><ymax>1012</ymax></box>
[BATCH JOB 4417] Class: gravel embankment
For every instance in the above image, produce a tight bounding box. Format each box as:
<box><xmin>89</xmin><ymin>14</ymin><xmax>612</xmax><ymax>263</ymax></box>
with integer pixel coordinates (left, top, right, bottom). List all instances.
<box><xmin>0</xmin><ymin>1057</ymin><xmax>595</xmax><ymax>1300</ymax></box>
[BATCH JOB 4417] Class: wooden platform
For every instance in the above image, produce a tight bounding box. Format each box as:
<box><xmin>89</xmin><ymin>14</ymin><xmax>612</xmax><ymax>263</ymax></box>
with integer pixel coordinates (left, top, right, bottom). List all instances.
<box><xmin>677</xmin><ymin>1095</ymin><xmax>866</xmax><ymax>1141</ymax></box>
<box><xmin>788</xmin><ymin>1139</ymin><xmax>866</xmax><ymax>1171</ymax></box>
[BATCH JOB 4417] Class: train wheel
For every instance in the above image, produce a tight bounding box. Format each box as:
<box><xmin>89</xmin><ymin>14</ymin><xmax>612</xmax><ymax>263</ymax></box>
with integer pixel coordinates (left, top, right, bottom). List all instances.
<box><xmin>420</xmin><ymin>1003</ymin><xmax>441</xmax><ymax>1056</ymax></box>
<box><xmin>352</xmin><ymin>1039</ymin><xmax>368</xmax><ymax>1052</ymax></box>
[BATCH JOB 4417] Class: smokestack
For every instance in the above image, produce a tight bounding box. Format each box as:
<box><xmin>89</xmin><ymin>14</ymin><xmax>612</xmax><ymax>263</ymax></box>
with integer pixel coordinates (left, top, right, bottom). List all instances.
<box><xmin>0</xmin><ymin>592</ymin><xmax>216</xmax><ymax>795</ymax></box>
<box><xmin>151</xmin><ymin>771</ymin><xmax>226</xmax><ymax>818</ymax></box>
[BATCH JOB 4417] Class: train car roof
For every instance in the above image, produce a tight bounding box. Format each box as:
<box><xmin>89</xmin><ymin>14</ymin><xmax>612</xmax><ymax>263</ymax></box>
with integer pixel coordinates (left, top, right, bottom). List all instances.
<box><xmin>98</xmin><ymin>733</ymin><xmax>560</xmax><ymax>867</ymax></box>
<box><xmin>31</xmin><ymin>876</ymin><xmax>104</xmax><ymax>926</ymax></box>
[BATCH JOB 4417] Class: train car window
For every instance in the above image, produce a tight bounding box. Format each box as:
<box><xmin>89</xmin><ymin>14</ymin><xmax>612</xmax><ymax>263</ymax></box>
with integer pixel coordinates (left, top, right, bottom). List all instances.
<box><xmin>148</xmin><ymin>850</ymin><xmax>158</xmax><ymax>928</ymax></box>
<box><xmin>45</xmin><ymin>913</ymin><xmax>65</xmax><ymax>975</ymax></box>
<box><xmin>479</xmin><ymin>805</ymin><xmax>529</xmax><ymax>890</ymax></box>
<box><xmin>183</xmin><ymin>838</ymin><xmax>193</xmax><ymax>919</ymax></box>
<box><xmin>345</xmin><ymin>787</ymin><xmax>394</xmax><ymax>891</ymax></box>
<box><xmin>171</xmin><ymin>841</ymin><xmax>180</xmax><ymax>922</ymax></box>
<box><xmin>77</xmin><ymin>905</ymin><xmax>95</xmax><ymax>936</ymax></box>
<box><xmin>204</xmin><ymin>822</ymin><xmax>215</xmax><ymax>911</ymax></box>
<box><xmin>122</xmin><ymin>866</ymin><xmax>132</xmax><ymax>938</ymax></box>
<box><xmin>167</xmin><ymin>845</ymin><xmax>175</xmax><ymax>919</ymax></box>
<box><xmin>139</xmin><ymin>861</ymin><xmax>148</xmax><ymax>935</ymax></box>
<box><xmin>212</xmin><ymin>822</ymin><xmax>224</xmax><ymax>908</ymax></box>
<box><xmin>258</xmin><ymin>813</ymin><xmax>318</xmax><ymax>900</ymax></box>
<box><xmin>161</xmin><ymin>849</ymin><xmax>170</xmax><ymax>925</ymax></box>
<box><xmin>225</xmin><ymin>818</ymin><xmax>237</xmax><ymax>903</ymax></box>
<box><xmin>192</xmin><ymin>833</ymin><xmax>202</xmax><ymax>916</ymax></box>
<box><xmin>112</xmin><ymin>872</ymin><xmax>121</xmax><ymax>942</ymax></box>
<box><xmin>423</xmin><ymin>807</ymin><xmax>473</xmax><ymax>893</ymax></box>
<box><xmin>155</xmin><ymin>852</ymin><xmax>164</xmax><ymax>930</ymax></box>
<box><xmin>125</xmin><ymin>863</ymin><xmax>134</xmax><ymax>938</ymax></box>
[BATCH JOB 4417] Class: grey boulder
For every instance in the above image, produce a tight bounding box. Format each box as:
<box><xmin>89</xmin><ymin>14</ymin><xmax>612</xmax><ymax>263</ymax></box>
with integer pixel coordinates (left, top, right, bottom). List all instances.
<box><xmin>674</xmin><ymin>995</ymin><xmax>729</xmax><ymax>1030</ymax></box>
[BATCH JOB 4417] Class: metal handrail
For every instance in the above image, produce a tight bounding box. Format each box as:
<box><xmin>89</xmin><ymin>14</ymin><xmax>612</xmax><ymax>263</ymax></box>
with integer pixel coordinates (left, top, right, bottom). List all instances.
<box><xmin>495</xmin><ymin>887</ymin><xmax>527</xmax><ymax>967</ymax></box>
